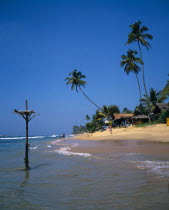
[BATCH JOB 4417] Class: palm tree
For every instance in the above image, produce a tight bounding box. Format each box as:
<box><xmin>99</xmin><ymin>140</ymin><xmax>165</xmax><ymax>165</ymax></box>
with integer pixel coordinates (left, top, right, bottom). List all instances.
<box><xmin>65</xmin><ymin>69</ymin><xmax>102</xmax><ymax>111</ymax></box>
<box><xmin>141</xmin><ymin>88</ymin><xmax>166</xmax><ymax>108</ymax></box>
<box><xmin>85</xmin><ymin>115</ymin><xmax>90</xmax><ymax>121</ymax></box>
<box><xmin>162</xmin><ymin>75</ymin><xmax>169</xmax><ymax>100</ymax></box>
<box><xmin>122</xmin><ymin>107</ymin><xmax>133</xmax><ymax>113</ymax></box>
<box><xmin>120</xmin><ymin>49</ymin><xmax>143</xmax><ymax>102</ymax></box>
<box><xmin>96</xmin><ymin>105</ymin><xmax>120</xmax><ymax>121</ymax></box>
<box><xmin>126</xmin><ymin>21</ymin><xmax>153</xmax><ymax>121</ymax></box>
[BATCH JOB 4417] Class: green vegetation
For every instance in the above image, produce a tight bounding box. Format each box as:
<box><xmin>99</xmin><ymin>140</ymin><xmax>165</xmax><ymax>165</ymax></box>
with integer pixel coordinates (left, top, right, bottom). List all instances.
<box><xmin>126</xmin><ymin>21</ymin><xmax>153</xmax><ymax>98</ymax></box>
<box><xmin>72</xmin><ymin>125</ymin><xmax>88</xmax><ymax>134</ymax></box>
<box><xmin>66</xmin><ymin>22</ymin><xmax>169</xmax><ymax>134</ymax></box>
<box><xmin>158</xmin><ymin>108</ymin><xmax>169</xmax><ymax>123</ymax></box>
<box><xmin>135</xmin><ymin>122</ymin><xmax>158</xmax><ymax>127</ymax></box>
<box><xmin>161</xmin><ymin>75</ymin><xmax>169</xmax><ymax>99</ymax></box>
<box><xmin>120</xmin><ymin>49</ymin><xmax>142</xmax><ymax>101</ymax></box>
<box><xmin>96</xmin><ymin>105</ymin><xmax>120</xmax><ymax>121</ymax></box>
<box><xmin>140</xmin><ymin>88</ymin><xmax>166</xmax><ymax>114</ymax></box>
<box><xmin>126</xmin><ymin>21</ymin><xmax>153</xmax><ymax>121</ymax></box>
<box><xmin>71</xmin><ymin>82</ymin><xmax>169</xmax><ymax>134</ymax></box>
<box><xmin>122</xmin><ymin>107</ymin><xmax>133</xmax><ymax>113</ymax></box>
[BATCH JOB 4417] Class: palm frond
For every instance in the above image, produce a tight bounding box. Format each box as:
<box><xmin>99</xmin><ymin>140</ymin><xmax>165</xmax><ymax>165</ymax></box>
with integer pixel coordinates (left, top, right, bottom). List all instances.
<box><xmin>139</xmin><ymin>38</ymin><xmax>151</xmax><ymax>49</ymax></box>
<box><xmin>71</xmin><ymin>84</ymin><xmax>75</xmax><ymax>91</ymax></box>
<box><xmin>142</xmin><ymin>33</ymin><xmax>153</xmax><ymax>40</ymax></box>
<box><xmin>126</xmin><ymin>33</ymin><xmax>136</xmax><ymax>45</ymax></box>
<box><xmin>140</xmin><ymin>26</ymin><xmax>148</xmax><ymax>33</ymax></box>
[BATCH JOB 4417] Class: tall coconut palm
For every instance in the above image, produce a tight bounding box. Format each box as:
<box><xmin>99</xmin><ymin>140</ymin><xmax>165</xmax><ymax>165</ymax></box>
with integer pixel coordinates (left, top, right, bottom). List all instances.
<box><xmin>126</xmin><ymin>21</ymin><xmax>153</xmax><ymax>96</ymax></box>
<box><xmin>126</xmin><ymin>21</ymin><xmax>153</xmax><ymax>121</ymax></box>
<box><xmin>120</xmin><ymin>49</ymin><xmax>143</xmax><ymax>102</ymax></box>
<box><xmin>65</xmin><ymin>69</ymin><xmax>102</xmax><ymax>111</ymax></box>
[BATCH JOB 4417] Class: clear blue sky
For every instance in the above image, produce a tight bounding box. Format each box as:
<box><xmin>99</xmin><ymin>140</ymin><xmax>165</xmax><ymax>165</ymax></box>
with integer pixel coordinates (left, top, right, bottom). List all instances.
<box><xmin>0</xmin><ymin>0</ymin><xmax>169</xmax><ymax>136</ymax></box>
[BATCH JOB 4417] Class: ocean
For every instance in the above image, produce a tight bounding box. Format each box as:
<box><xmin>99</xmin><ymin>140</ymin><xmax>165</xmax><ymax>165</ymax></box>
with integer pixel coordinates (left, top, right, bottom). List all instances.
<box><xmin>0</xmin><ymin>135</ymin><xmax>169</xmax><ymax>209</ymax></box>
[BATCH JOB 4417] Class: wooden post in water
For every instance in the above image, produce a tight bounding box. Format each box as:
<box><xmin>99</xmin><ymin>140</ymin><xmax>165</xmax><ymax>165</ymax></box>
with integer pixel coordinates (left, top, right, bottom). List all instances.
<box><xmin>25</xmin><ymin>100</ymin><xmax>29</xmax><ymax>169</ymax></box>
<box><xmin>14</xmin><ymin>100</ymin><xmax>39</xmax><ymax>170</ymax></box>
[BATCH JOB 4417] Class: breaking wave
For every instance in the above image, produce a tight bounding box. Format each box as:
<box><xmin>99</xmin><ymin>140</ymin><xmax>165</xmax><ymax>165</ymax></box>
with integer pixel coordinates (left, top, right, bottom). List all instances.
<box><xmin>54</xmin><ymin>147</ymin><xmax>91</xmax><ymax>157</ymax></box>
<box><xmin>137</xmin><ymin>160</ymin><xmax>169</xmax><ymax>177</ymax></box>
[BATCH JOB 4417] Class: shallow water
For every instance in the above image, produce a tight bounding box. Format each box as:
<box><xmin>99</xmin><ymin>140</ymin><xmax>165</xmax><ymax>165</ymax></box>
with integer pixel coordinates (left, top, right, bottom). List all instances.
<box><xmin>0</xmin><ymin>137</ymin><xmax>169</xmax><ymax>209</ymax></box>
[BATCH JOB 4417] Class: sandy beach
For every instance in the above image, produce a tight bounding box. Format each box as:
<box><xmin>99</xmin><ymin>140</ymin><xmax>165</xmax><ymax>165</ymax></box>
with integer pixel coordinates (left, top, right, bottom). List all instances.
<box><xmin>70</xmin><ymin>124</ymin><xmax>169</xmax><ymax>142</ymax></box>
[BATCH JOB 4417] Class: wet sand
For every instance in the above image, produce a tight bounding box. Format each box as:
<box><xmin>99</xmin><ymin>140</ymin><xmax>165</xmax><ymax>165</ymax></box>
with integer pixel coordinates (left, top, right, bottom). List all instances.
<box><xmin>70</xmin><ymin>124</ymin><xmax>169</xmax><ymax>142</ymax></box>
<box><xmin>70</xmin><ymin>139</ymin><xmax>169</xmax><ymax>155</ymax></box>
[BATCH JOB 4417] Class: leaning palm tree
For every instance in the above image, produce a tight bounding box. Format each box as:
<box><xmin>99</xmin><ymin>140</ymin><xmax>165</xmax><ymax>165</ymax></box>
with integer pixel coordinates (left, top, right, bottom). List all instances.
<box><xmin>65</xmin><ymin>69</ymin><xmax>102</xmax><ymax>111</ymax></box>
<box><xmin>126</xmin><ymin>21</ymin><xmax>153</xmax><ymax>121</ymax></box>
<box><xmin>120</xmin><ymin>49</ymin><xmax>143</xmax><ymax>102</ymax></box>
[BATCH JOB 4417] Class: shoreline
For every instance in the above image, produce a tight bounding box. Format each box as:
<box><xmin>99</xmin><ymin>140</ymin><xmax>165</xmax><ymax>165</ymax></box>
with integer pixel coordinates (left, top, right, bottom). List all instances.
<box><xmin>69</xmin><ymin>124</ymin><xmax>169</xmax><ymax>142</ymax></box>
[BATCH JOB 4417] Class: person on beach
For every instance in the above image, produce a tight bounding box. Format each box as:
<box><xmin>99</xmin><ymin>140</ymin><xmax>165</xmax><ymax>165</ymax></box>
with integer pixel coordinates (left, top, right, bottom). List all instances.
<box><xmin>109</xmin><ymin>125</ymin><xmax>112</xmax><ymax>134</ymax></box>
<box><xmin>60</xmin><ymin>133</ymin><xmax>65</xmax><ymax>138</ymax></box>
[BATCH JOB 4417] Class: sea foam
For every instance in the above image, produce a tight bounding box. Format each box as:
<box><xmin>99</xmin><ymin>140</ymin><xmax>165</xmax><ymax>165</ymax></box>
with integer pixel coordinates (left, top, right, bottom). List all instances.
<box><xmin>55</xmin><ymin>147</ymin><xmax>91</xmax><ymax>157</ymax></box>
<box><xmin>137</xmin><ymin>160</ymin><xmax>169</xmax><ymax>177</ymax></box>
<box><xmin>30</xmin><ymin>146</ymin><xmax>38</xmax><ymax>150</ymax></box>
<box><xmin>0</xmin><ymin>136</ymin><xmax>45</xmax><ymax>140</ymax></box>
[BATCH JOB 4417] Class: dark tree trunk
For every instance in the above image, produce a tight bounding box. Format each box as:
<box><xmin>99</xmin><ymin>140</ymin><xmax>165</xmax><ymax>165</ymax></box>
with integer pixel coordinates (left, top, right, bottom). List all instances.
<box><xmin>79</xmin><ymin>86</ymin><xmax>103</xmax><ymax>112</ymax></box>
<box><xmin>25</xmin><ymin>115</ymin><xmax>29</xmax><ymax>169</ymax></box>
<box><xmin>135</xmin><ymin>73</ymin><xmax>142</xmax><ymax>102</ymax></box>
<box><xmin>138</xmin><ymin>41</ymin><xmax>151</xmax><ymax>122</ymax></box>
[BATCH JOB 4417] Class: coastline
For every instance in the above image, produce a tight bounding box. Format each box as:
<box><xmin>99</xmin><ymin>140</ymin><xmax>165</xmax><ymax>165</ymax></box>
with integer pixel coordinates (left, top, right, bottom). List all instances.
<box><xmin>69</xmin><ymin>124</ymin><xmax>169</xmax><ymax>142</ymax></box>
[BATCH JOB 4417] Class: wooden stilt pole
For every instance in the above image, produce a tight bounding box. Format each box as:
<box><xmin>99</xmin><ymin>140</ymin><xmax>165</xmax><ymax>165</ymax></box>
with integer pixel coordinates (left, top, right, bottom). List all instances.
<box><xmin>25</xmin><ymin>100</ymin><xmax>29</xmax><ymax>169</ymax></box>
<box><xmin>13</xmin><ymin>100</ymin><xmax>39</xmax><ymax>170</ymax></box>
<box><xmin>25</xmin><ymin>115</ymin><xmax>29</xmax><ymax>169</ymax></box>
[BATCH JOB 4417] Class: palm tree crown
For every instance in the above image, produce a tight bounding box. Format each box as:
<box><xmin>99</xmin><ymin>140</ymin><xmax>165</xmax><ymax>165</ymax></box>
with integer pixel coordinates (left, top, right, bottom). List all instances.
<box><xmin>120</xmin><ymin>49</ymin><xmax>142</xmax><ymax>101</ymax></box>
<box><xmin>65</xmin><ymin>69</ymin><xmax>86</xmax><ymax>92</ymax></box>
<box><xmin>65</xmin><ymin>69</ymin><xmax>102</xmax><ymax>111</ymax></box>
<box><xmin>120</xmin><ymin>49</ymin><xmax>142</xmax><ymax>74</ymax></box>
<box><xmin>126</xmin><ymin>21</ymin><xmax>153</xmax><ymax>49</ymax></box>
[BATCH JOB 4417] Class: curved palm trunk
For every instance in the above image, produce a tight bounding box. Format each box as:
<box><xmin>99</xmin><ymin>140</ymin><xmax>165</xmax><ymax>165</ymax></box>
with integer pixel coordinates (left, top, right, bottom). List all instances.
<box><xmin>79</xmin><ymin>86</ymin><xmax>103</xmax><ymax>111</ymax></box>
<box><xmin>138</xmin><ymin>41</ymin><xmax>151</xmax><ymax>122</ymax></box>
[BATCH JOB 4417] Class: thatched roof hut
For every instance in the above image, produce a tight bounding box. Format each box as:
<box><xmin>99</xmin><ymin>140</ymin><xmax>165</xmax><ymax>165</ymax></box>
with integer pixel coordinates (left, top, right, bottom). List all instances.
<box><xmin>113</xmin><ymin>113</ymin><xmax>134</xmax><ymax>126</ymax></box>
<box><xmin>156</xmin><ymin>103</ymin><xmax>169</xmax><ymax>111</ymax></box>
<box><xmin>132</xmin><ymin>115</ymin><xmax>149</xmax><ymax>120</ymax></box>
<box><xmin>113</xmin><ymin>113</ymin><xmax>134</xmax><ymax>120</ymax></box>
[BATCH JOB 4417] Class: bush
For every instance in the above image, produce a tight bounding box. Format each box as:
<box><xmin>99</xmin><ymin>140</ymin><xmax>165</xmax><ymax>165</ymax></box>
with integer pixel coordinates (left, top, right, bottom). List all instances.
<box><xmin>158</xmin><ymin>108</ymin><xmax>169</xmax><ymax>123</ymax></box>
<box><xmin>152</xmin><ymin>113</ymin><xmax>161</xmax><ymax>121</ymax></box>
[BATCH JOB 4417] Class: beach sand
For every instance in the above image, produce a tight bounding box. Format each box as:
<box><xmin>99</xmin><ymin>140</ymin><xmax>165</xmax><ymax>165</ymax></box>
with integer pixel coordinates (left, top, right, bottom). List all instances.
<box><xmin>70</xmin><ymin>124</ymin><xmax>169</xmax><ymax>142</ymax></box>
<box><xmin>68</xmin><ymin>124</ymin><xmax>169</xmax><ymax>155</ymax></box>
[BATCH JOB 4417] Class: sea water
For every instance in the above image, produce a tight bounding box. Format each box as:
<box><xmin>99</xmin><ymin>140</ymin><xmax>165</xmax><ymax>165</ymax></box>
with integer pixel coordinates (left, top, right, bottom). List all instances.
<box><xmin>0</xmin><ymin>136</ymin><xmax>169</xmax><ymax>209</ymax></box>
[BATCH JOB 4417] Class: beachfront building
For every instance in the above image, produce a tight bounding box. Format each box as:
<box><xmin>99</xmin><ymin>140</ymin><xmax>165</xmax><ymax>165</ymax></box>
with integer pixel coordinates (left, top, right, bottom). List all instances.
<box><xmin>113</xmin><ymin>113</ymin><xmax>134</xmax><ymax>127</ymax></box>
<box><xmin>154</xmin><ymin>103</ymin><xmax>169</xmax><ymax>113</ymax></box>
<box><xmin>132</xmin><ymin>115</ymin><xmax>149</xmax><ymax>125</ymax></box>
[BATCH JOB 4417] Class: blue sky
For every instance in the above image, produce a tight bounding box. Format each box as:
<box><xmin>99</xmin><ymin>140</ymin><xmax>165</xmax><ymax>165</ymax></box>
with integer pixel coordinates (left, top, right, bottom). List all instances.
<box><xmin>0</xmin><ymin>0</ymin><xmax>169</xmax><ymax>136</ymax></box>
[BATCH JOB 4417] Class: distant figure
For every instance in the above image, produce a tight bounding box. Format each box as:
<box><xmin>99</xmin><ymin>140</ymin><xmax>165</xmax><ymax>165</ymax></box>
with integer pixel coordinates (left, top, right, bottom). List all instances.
<box><xmin>109</xmin><ymin>125</ymin><xmax>112</xmax><ymax>134</ymax></box>
<box><xmin>60</xmin><ymin>133</ymin><xmax>65</xmax><ymax>138</ymax></box>
<box><xmin>102</xmin><ymin>126</ymin><xmax>106</xmax><ymax>132</ymax></box>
